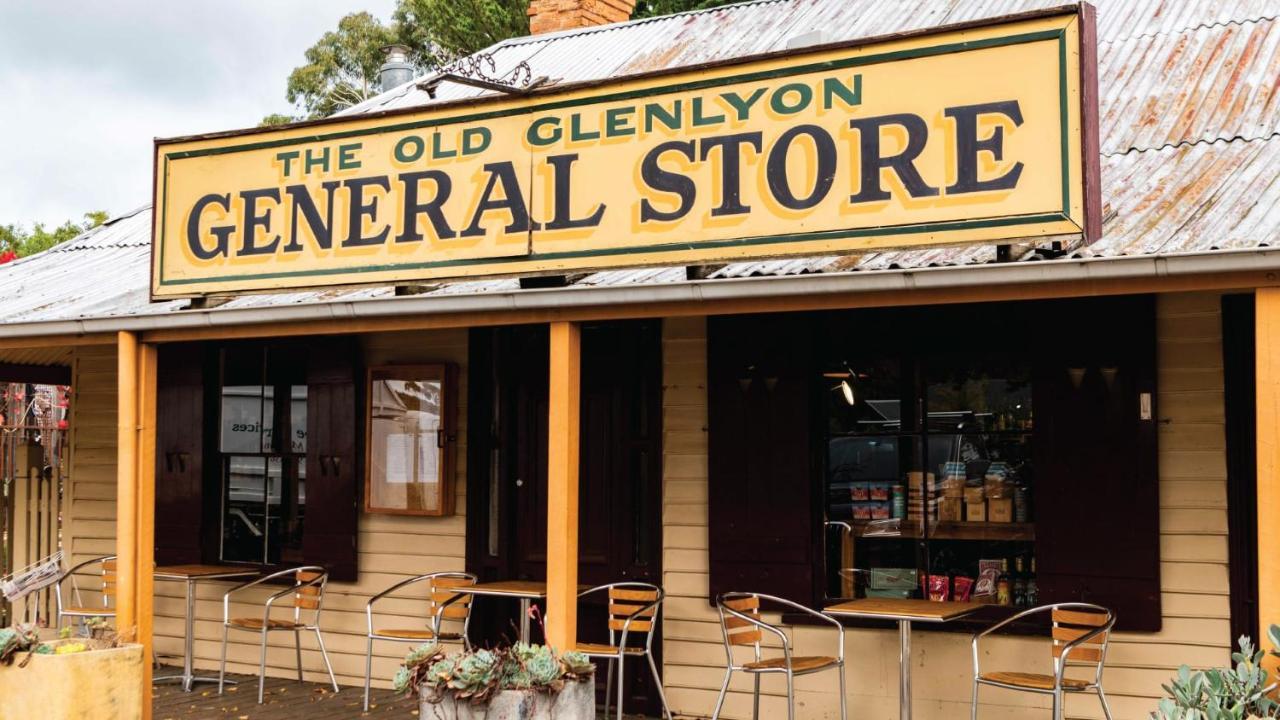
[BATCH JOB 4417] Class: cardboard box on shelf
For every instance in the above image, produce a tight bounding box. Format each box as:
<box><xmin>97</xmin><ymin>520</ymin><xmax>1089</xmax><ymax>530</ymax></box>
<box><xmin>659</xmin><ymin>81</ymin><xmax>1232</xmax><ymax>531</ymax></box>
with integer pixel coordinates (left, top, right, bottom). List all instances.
<box><xmin>965</xmin><ymin>501</ymin><xmax>988</xmax><ymax>523</ymax></box>
<box><xmin>989</xmin><ymin>498</ymin><xmax>1014</xmax><ymax>523</ymax></box>
<box><xmin>940</xmin><ymin>497</ymin><xmax>964</xmax><ymax>522</ymax></box>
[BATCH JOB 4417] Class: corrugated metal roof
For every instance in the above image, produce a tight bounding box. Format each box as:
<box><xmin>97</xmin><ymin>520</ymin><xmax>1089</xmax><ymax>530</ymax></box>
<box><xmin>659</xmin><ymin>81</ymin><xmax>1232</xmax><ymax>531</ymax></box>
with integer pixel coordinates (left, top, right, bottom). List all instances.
<box><xmin>1</xmin><ymin>0</ymin><xmax>1277</xmax><ymax>327</ymax></box>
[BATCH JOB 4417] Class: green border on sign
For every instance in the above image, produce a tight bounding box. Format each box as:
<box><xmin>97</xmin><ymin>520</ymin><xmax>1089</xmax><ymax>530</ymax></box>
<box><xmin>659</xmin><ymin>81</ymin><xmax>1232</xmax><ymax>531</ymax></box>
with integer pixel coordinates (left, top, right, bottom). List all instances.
<box><xmin>157</xmin><ymin>27</ymin><xmax>1072</xmax><ymax>288</ymax></box>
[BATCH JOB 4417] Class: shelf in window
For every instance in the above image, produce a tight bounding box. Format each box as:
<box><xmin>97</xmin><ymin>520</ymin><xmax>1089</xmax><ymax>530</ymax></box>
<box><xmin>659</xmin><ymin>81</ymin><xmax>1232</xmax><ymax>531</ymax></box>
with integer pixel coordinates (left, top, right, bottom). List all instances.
<box><xmin>848</xmin><ymin>521</ymin><xmax>1034</xmax><ymax>541</ymax></box>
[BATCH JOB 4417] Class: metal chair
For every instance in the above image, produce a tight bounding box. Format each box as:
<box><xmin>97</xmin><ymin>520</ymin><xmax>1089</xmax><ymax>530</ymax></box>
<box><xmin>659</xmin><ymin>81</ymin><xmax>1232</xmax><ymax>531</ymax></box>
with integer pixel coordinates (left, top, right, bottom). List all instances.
<box><xmin>573</xmin><ymin>582</ymin><xmax>673</xmax><ymax>720</ymax></box>
<box><xmin>971</xmin><ymin>603</ymin><xmax>1116</xmax><ymax>720</ymax></box>
<box><xmin>363</xmin><ymin>571</ymin><xmax>477</xmax><ymax>711</ymax></box>
<box><xmin>711</xmin><ymin>592</ymin><xmax>847</xmax><ymax>720</ymax></box>
<box><xmin>54</xmin><ymin>555</ymin><xmax>117</xmax><ymax>631</ymax></box>
<box><xmin>218</xmin><ymin>566</ymin><xmax>339</xmax><ymax>704</ymax></box>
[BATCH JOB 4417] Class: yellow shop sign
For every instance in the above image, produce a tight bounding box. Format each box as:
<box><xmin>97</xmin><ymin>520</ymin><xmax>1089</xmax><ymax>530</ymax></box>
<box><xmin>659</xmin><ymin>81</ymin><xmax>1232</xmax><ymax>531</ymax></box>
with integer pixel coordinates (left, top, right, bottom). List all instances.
<box><xmin>151</xmin><ymin>7</ymin><xmax>1098</xmax><ymax>298</ymax></box>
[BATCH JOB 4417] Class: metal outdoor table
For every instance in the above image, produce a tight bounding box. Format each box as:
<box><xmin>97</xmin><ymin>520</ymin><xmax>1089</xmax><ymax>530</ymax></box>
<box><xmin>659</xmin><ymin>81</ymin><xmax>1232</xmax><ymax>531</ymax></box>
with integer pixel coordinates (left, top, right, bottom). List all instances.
<box><xmin>452</xmin><ymin>580</ymin><xmax>551</xmax><ymax>644</ymax></box>
<box><xmin>825</xmin><ymin>598</ymin><xmax>984</xmax><ymax>720</ymax></box>
<box><xmin>153</xmin><ymin>564</ymin><xmax>261</xmax><ymax>691</ymax></box>
<box><xmin>453</xmin><ymin>580</ymin><xmax>590</xmax><ymax>644</ymax></box>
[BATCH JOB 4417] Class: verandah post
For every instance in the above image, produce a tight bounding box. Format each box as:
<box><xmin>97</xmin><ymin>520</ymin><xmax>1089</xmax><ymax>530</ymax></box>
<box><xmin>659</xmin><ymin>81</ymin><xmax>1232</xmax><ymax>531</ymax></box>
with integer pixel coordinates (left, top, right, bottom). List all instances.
<box><xmin>1257</xmin><ymin>288</ymin><xmax>1280</xmax><ymax>679</ymax></box>
<box><xmin>115</xmin><ymin>332</ymin><xmax>157</xmax><ymax>719</ymax></box>
<box><xmin>545</xmin><ymin>321</ymin><xmax>581</xmax><ymax>652</ymax></box>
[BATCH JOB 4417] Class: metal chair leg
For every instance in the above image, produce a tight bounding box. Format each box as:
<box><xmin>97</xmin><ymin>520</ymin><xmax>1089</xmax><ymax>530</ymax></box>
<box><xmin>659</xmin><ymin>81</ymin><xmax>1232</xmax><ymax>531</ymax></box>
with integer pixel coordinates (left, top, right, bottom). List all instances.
<box><xmin>615</xmin><ymin>653</ymin><xmax>626</xmax><ymax>720</ymax></box>
<box><xmin>646</xmin><ymin>652</ymin><xmax>675</xmax><ymax>720</ymax></box>
<box><xmin>785</xmin><ymin>670</ymin><xmax>795</xmax><ymax>720</ymax></box>
<box><xmin>1051</xmin><ymin>689</ymin><xmax>1063</xmax><ymax>720</ymax></box>
<box><xmin>1097</xmin><ymin>687</ymin><xmax>1115</xmax><ymax>720</ymax></box>
<box><xmin>971</xmin><ymin>679</ymin><xmax>980</xmax><ymax>720</ymax></box>
<box><xmin>838</xmin><ymin>662</ymin><xmax>848</xmax><ymax>720</ymax></box>
<box><xmin>710</xmin><ymin>668</ymin><xmax>733</xmax><ymax>720</ymax></box>
<box><xmin>314</xmin><ymin>628</ymin><xmax>339</xmax><ymax>693</ymax></box>
<box><xmin>218</xmin><ymin>624</ymin><xmax>229</xmax><ymax>695</ymax></box>
<box><xmin>257</xmin><ymin>628</ymin><xmax>269</xmax><ymax>704</ymax></box>
<box><xmin>753</xmin><ymin>674</ymin><xmax>761</xmax><ymax>720</ymax></box>
<box><xmin>364</xmin><ymin>636</ymin><xmax>374</xmax><ymax>712</ymax></box>
<box><xmin>294</xmin><ymin>630</ymin><xmax>304</xmax><ymax>683</ymax></box>
<box><xmin>603</xmin><ymin>658</ymin><xmax>615</xmax><ymax>719</ymax></box>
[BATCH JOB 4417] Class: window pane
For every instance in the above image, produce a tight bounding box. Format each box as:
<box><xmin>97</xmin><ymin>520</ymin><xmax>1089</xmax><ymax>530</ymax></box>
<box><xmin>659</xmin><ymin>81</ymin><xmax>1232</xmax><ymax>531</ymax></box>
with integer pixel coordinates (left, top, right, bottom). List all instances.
<box><xmin>222</xmin><ymin>456</ymin><xmax>267</xmax><ymax>563</ymax></box>
<box><xmin>926</xmin><ymin>357</ymin><xmax>1031</xmax><ymax>433</ymax></box>
<box><xmin>289</xmin><ymin>385</ymin><xmax>308</xmax><ymax>454</ymax></box>
<box><xmin>824</xmin><ymin>358</ymin><xmax>902</xmax><ymax>435</ymax></box>
<box><xmin>221</xmin><ymin>386</ymin><xmax>266</xmax><ymax>454</ymax></box>
<box><xmin>264</xmin><ymin>457</ymin><xmax>284</xmax><ymax>564</ymax></box>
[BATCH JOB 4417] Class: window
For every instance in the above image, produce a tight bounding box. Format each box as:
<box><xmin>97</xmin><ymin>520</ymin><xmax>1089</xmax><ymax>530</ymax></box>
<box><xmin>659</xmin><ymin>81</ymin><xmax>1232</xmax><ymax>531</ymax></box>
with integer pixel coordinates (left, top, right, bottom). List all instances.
<box><xmin>821</xmin><ymin>319</ymin><xmax>1038</xmax><ymax>608</ymax></box>
<box><xmin>218</xmin><ymin>345</ymin><xmax>308</xmax><ymax>566</ymax></box>
<box><xmin>364</xmin><ymin>364</ymin><xmax>458</xmax><ymax>516</ymax></box>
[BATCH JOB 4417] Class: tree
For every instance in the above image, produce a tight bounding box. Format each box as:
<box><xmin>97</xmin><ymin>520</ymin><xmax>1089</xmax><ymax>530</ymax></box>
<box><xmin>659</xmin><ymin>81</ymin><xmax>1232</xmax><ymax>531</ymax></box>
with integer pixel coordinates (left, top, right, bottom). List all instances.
<box><xmin>0</xmin><ymin>211</ymin><xmax>108</xmax><ymax>262</ymax></box>
<box><xmin>633</xmin><ymin>0</ymin><xmax>739</xmax><ymax>18</ymax></box>
<box><xmin>285</xmin><ymin>11</ymin><xmax>398</xmax><ymax>119</ymax></box>
<box><xmin>270</xmin><ymin>0</ymin><xmax>722</xmax><ymax>124</ymax></box>
<box><xmin>394</xmin><ymin>0</ymin><xmax>527</xmax><ymax>66</ymax></box>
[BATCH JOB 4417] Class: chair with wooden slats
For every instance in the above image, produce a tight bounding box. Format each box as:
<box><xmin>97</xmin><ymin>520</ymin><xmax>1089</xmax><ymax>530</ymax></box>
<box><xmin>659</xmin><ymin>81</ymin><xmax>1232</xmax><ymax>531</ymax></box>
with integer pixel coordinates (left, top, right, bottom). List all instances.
<box><xmin>572</xmin><ymin>582</ymin><xmax>673</xmax><ymax>720</ymax></box>
<box><xmin>971</xmin><ymin>603</ymin><xmax>1116</xmax><ymax>720</ymax></box>
<box><xmin>54</xmin><ymin>555</ymin><xmax>117</xmax><ymax>631</ymax></box>
<box><xmin>362</xmin><ymin>572</ymin><xmax>477</xmax><ymax>712</ymax></box>
<box><xmin>218</xmin><ymin>566</ymin><xmax>339</xmax><ymax>704</ymax></box>
<box><xmin>711</xmin><ymin>592</ymin><xmax>847</xmax><ymax>720</ymax></box>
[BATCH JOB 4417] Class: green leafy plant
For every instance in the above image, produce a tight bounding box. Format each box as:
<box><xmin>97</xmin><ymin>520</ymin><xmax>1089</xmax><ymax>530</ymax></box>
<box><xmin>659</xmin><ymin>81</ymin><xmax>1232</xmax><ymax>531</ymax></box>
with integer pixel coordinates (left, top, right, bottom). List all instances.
<box><xmin>397</xmin><ymin>642</ymin><xmax>595</xmax><ymax>705</ymax></box>
<box><xmin>1152</xmin><ymin>626</ymin><xmax>1280</xmax><ymax>719</ymax></box>
<box><xmin>0</xmin><ymin>625</ymin><xmax>53</xmax><ymax>667</ymax></box>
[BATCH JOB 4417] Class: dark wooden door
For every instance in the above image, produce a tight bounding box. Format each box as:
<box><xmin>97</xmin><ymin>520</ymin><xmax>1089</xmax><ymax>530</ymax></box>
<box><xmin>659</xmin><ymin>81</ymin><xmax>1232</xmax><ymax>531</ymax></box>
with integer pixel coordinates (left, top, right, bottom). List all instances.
<box><xmin>466</xmin><ymin>321</ymin><xmax>664</xmax><ymax>713</ymax></box>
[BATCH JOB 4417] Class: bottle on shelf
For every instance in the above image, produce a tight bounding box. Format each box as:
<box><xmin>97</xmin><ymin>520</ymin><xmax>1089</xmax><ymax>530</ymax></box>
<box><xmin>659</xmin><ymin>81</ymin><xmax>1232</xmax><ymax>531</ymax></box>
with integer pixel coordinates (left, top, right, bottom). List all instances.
<box><xmin>1026</xmin><ymin>557</ymin><xmax>1039</xmax><ymax>607</ymax></box>
<box><xmin>1013</xmin><ymin>556</ymin><xmax>1027</xmax><ymax>607</ymax></box>
<box><xmin>996</xmin><ymin>559</ymin><xmax>1012</xmax><ymax>606</ymax></box>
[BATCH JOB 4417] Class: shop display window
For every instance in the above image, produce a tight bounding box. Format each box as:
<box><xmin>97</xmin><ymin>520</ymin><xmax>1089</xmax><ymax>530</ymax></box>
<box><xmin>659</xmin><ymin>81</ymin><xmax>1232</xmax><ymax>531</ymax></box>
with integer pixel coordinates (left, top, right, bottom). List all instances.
<box><xmin>823</xmin><ymin>349</ymin><xmax>1037</xmax><ymax>609</ymax></box>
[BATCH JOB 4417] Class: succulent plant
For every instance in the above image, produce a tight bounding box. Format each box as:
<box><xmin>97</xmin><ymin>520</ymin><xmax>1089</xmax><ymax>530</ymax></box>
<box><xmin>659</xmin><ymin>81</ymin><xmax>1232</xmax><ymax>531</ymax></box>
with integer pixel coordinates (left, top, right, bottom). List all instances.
<box><xmin>449</xmin><ymin>649</ymin><xmax>499</xmax><ymax>697</ymax></box>
<box><xmin>526</xmin><ymin>647</ymin><xmax>563</xmax><ymax>685</ymax></box>
<box><xmin>403</xmin><ymin>643</ymin><xmax>594</xmax><ymax>704</ymax></box>
<box><xmin>560</xmin><ymin>651</ymin><xmax>594</xmax><ymax>676</ymax></box>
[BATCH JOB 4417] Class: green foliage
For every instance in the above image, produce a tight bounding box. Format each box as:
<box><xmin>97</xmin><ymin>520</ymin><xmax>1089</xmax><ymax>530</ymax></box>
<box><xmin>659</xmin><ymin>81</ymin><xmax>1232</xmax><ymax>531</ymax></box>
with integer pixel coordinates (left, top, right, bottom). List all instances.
<box><xmin>395</xmin><ymin>0</ymin><xmax>528</xmax><ymax>66</ymax></box>
<box><xmin>0</xmin><ymin>625</ymin><xmax>50</xmax><ymax>666</ymax></box>
<box><xmin>258</xmin><ymin>113</ymin><xmax>300</xmax><ymax>128</ymax></box>
<box><xmin>399</xmin><ymin>642</ymin><xmax>594</xmax><ymax>704</ymax></box>
<box><xmin>633</xmin><ymin>0</ymin><xmax>740</xmax><ymax>19</ymax></box>
<box><xmin>285</xmin><ymin>11</ymin><xmax>398</xmax><ymax>119</ymax></box>
<box><xmin>0</xmin><ymin>211</ymin><xmax>108</xmax><ymax>259</ymax></box>
<box><xmin>1152</xmin><ymin>626</ymin><xmax>1280</xmax><ymax>720</ymax></box>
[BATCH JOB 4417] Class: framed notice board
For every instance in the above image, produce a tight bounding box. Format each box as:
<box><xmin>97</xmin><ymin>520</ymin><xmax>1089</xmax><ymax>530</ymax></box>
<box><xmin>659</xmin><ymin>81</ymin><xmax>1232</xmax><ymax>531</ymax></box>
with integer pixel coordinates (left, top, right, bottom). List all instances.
<box><xmin>364</xmin><ymin>364</ymin><xmax>458</xmax><ymax>516</ymax></box>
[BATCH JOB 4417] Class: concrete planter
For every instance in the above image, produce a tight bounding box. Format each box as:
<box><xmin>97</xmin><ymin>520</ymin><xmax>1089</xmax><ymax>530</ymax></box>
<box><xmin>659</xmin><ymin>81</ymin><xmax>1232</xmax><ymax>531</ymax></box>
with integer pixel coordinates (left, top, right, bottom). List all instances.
<box><xmin>0</xmin><ymin>643</ymin><xmax>144</xmax><ymax>720</ymax></box>
<box><xmin>420</xmin><ymin>677</ymin><xmax>595</xmax><ymax>720</ymax></box>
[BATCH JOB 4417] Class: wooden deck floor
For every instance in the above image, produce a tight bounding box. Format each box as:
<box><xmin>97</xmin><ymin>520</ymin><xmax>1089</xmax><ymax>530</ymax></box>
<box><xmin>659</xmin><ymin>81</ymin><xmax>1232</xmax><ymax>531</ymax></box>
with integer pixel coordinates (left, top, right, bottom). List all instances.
<box><xmin>152</xmin><ymin>669</ymin><xmax>418</xmax><ymax>719</ymax></box>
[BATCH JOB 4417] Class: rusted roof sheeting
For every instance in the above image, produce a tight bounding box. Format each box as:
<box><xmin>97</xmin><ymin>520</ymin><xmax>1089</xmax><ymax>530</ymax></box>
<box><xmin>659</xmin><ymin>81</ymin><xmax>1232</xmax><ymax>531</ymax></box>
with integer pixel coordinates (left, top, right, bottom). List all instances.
<box><xmin>1099</xmin><ymin>16</ymin><xmax>1280</xmax><ymax>154</ymax></box>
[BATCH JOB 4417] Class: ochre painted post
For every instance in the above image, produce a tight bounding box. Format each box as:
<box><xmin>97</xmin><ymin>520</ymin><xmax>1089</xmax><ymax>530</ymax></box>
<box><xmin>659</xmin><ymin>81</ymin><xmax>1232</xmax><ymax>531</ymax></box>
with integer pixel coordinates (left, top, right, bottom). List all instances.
<box><xmin>1258</xmin><ymin>288</ymin><xmax>1280</xmax><ymax>678</ymax></box>
<box><xmin>136</xmin><ymin>343</ymin><xmax>158</xmax><ymax>716</ymax></box>
<box><xmin>115</xmin><ymin>333</ymin><xmax>156</xmax><ymax>719</ymax></box>
<box><xmin>545</xmin><ymin>321</ymin><xmax>581</xmax><ymax>652</ymax></box>
<box><xmin>115</xmin><ymin>332</ymin><xmax>139</xmax><ymax>638</ymax></box>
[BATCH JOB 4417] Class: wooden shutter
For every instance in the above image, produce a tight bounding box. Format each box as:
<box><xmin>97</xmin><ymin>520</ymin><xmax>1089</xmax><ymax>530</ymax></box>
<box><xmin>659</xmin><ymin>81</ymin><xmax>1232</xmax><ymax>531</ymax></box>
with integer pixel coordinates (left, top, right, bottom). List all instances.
<box><xmin>1033</xmin><ymin>295</ymin><xmax>1161</xmax><ymax>632</ymax></box>
<box><xmin>303</xmin><ymin>337</ymin><xmax>360</xmax><ymax>582</ymax></box>
<box><xmin>154</xmin><ymin>343</ymin><xmax>207</xmax><ymax>566</ymax></box>
<box><xmin>708</xmin><ymin>313</ymin><xmax>816</xmax><ymax>604</ymax></box>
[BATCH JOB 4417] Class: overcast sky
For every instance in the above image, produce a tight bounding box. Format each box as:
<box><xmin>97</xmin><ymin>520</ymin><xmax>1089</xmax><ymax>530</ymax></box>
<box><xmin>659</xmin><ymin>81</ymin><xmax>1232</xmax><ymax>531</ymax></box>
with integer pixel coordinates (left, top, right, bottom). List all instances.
<box><xmin>0</xmin><ymin>0</ymin><xmax>397</xmax><ymax>228</ymax></box>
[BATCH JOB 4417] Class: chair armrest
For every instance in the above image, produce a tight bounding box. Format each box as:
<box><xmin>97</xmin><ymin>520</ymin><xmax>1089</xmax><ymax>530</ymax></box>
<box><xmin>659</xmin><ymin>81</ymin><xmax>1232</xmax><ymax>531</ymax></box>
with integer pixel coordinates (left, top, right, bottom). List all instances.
<box><xmin>616</xmin><ymin>597</ymin><xmax>662</xmax><ymax>647</ymax></box>
<box><xmin>755</xmin><ymin>594</ymin><xmax>845</xmax><ymax>660</ymax></box>
<box><xmin>720</xmin><ymin>605</ymin><xmax>792</xmax><ymax>655</ymax></box>
<box><xmin>366</xmin><ymin>574</ymin><xmax>441</xmax><ymax>632</ymax></box>
<box><xmin>1055</xmin><ymin>625</ymin><xmax>1111</xmax><ymax>684</ymax></box>
<box><xmin>222</xmin><ymin>567</ymin><xmax>300</xmax><ymax>621</ymax></box>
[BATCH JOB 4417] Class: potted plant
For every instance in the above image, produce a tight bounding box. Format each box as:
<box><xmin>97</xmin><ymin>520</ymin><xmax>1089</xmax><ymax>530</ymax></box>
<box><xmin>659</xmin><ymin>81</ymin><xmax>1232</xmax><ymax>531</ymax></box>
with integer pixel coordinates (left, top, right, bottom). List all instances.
<box><xmin>396</xmin><ymin>642</ymin><xmax>596</xmax><ymax>720</ymax></box>
<box><xmin>0</xmin><ymin>621</ymin><xmax>144</xmax><ymax>720</ymax></box>
<box><xmin>1153</xmin><ymin>625</ymin><xmax>1280</xmax><ymax>719</ymax></box>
